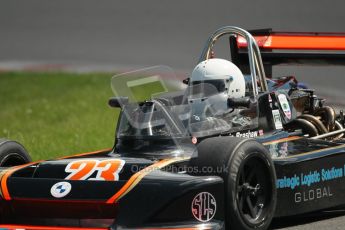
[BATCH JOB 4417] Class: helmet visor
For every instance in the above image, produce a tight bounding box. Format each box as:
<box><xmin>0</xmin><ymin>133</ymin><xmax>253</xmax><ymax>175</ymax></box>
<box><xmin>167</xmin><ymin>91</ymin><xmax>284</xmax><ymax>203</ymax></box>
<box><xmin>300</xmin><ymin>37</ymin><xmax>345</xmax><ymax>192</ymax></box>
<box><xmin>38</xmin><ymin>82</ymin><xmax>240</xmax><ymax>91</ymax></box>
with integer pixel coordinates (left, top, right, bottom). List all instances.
<box><xmin>191</xmin><ymin>79</ymin><xmax>226</xmax><ymax>93</ymax></box>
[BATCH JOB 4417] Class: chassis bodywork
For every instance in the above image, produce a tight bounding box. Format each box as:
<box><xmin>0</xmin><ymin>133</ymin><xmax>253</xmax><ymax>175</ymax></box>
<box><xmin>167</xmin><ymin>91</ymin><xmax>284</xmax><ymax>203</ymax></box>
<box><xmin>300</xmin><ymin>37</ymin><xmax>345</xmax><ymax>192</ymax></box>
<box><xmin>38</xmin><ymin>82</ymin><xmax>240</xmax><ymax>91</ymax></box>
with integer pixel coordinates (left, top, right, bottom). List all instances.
<box><xmin>1</xmin><ymin>26</ymin><xmax>345</xmax><ymax>229</ymax></box>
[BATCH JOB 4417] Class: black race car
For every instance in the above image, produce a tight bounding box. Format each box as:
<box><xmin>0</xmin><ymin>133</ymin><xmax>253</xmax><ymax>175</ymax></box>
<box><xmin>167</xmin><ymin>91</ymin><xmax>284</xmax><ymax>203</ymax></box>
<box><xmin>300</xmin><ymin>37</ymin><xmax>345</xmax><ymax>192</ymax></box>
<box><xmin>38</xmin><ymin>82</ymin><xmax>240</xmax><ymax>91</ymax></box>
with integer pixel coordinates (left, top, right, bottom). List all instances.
<box><xmin>1</xmin><ymin>26</ymin><xmax>345</xmax><ymax>230</ymax></box>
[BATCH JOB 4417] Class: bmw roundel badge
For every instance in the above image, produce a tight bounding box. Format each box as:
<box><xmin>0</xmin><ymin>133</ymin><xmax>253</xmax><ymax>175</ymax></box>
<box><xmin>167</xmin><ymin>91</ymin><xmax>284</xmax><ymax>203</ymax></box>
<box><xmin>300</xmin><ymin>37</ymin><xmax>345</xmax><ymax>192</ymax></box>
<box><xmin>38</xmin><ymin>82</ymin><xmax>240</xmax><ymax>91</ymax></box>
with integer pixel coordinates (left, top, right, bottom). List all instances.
<box><xmin>50</xmin><ymin>181</ymin><xmax>72</xmax><ymax>198</ymax></box>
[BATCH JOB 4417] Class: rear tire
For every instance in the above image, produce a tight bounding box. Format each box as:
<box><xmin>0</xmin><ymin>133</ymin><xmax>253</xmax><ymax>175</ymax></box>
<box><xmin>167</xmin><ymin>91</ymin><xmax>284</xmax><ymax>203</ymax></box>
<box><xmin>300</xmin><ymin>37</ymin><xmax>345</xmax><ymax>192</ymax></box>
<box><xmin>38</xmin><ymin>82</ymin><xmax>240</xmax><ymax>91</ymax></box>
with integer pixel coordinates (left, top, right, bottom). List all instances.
<box><xmin>189</xmin><ymin>136</ymin><xmax>276</xmax><ymax>230</ymax></box>
<box><xmin>0</xmin><ymin>139</ymin><xmax>32</xmax><ymax>167</ymax></box>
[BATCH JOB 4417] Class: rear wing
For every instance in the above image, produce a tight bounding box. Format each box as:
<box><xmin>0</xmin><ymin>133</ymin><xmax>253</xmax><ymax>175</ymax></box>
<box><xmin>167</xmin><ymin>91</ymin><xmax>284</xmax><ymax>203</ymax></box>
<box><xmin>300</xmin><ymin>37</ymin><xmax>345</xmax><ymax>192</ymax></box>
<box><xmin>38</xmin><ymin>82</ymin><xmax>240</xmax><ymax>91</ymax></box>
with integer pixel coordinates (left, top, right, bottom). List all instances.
<box><xmin>230</xmin><ymin>29</ymin><xmax>345</xmax><ymax>75</ymax></box>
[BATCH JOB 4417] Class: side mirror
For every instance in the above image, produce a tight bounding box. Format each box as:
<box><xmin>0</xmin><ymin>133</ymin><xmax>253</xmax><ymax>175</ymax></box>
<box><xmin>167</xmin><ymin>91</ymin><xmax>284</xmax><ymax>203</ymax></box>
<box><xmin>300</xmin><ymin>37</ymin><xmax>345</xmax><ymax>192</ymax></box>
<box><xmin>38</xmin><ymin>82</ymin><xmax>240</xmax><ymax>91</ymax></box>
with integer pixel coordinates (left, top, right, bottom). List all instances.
<box><xmin>228</xmin><ymin>97</ymin><xmax>251</xmax><ymax>108</ymax></box>
<box><xmin>183</xmin><ymin>78</ymin><xmax>190</xmax><ymax>85</ymax></box>
<box><xmin>108</xmin><ymin>97</ymin><xmax>129</xmax><ymax>108</ymax></box>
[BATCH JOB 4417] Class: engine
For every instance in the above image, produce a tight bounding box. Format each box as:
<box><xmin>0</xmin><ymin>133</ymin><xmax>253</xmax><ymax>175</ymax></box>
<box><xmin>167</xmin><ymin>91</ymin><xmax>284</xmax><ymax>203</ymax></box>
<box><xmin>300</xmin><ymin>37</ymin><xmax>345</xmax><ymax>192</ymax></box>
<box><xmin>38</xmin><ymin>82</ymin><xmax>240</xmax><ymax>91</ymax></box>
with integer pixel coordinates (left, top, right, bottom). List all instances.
<box><xmin>286</xmin><ymin>85</ymin><xmax>345</xmax><ymax>141</ymax></box>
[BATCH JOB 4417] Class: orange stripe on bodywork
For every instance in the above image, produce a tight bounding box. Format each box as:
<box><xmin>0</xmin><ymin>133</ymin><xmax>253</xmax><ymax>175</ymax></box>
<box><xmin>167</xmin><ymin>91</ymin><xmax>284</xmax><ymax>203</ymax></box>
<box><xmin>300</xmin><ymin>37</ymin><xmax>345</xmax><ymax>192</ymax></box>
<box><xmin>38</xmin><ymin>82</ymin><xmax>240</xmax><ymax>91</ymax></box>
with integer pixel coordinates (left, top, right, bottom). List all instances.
<box><xmin>238</xmin><ymin>35</ymin><xmax>345</xmax><ymax>50</ymax></box>
<box><xmin>0</xmin><ymin>147</ymin><xmax>110</xmax><ymax>200</ymax></box>
<box><xmin>283</xmin><ymin>144</ymin><xmax>345</xmax><ymax>159</ymax></box>
<box><xmin>263</xmin><ymin>136</ymin><xmax>301</xmax><ymax>146</ymax></box>
<box><xmin>0</xmin><ymin>161</ymin><xmax>40</xmax><ymax>200</ymax></box>
<box><xmin>106</xmin><ymin>157</ymin><xmax>188</xmax><ymax>204</ymax></box>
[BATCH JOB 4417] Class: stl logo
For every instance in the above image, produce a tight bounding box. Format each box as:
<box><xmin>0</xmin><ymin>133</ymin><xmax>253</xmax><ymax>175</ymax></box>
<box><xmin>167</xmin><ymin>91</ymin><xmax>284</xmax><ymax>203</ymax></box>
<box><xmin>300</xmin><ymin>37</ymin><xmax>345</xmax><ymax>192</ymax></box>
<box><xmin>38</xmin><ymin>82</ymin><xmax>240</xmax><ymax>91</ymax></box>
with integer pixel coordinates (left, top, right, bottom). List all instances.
<box><xmin>191</xmin><ymin>192</ymin><xmax>217</xmax><ymax>222</ymax></box>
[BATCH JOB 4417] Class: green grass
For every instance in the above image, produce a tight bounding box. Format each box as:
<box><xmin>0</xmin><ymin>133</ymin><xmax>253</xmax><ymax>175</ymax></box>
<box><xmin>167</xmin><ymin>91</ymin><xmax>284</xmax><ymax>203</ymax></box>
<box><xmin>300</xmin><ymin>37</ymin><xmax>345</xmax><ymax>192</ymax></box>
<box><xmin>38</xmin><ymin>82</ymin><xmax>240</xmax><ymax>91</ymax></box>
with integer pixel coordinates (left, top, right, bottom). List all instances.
<box><xmin>0</xmin><ymin>72</ymin><xmax>120</xmax><ymax>161</ymax></box>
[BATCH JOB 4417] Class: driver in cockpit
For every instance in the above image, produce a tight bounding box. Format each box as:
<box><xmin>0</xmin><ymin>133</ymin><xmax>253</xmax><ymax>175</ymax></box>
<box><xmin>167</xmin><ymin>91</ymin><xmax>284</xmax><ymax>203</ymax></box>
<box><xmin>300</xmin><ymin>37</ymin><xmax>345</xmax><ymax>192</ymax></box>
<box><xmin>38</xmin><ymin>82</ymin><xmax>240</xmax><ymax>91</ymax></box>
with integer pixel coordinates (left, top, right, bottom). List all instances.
<box><xmin>187</xmin><ymin>58</ymin><xmax>254</xmax><ymax>133</ymax></box>
<box><xmin>190</xmin><ymin>58</ymin><xmax>246</xmax><ymax>99</ymax></box>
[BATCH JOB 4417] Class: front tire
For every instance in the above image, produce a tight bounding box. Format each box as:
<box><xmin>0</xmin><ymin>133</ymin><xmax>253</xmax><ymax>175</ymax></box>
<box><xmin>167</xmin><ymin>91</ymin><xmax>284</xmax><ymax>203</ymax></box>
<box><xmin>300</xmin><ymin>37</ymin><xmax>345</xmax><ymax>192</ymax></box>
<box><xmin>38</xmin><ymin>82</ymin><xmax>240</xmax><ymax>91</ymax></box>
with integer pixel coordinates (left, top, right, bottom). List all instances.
<box><xmin>0</xmin><ymin>139</ymin><xmax>32</xmax><ymax>167</ymax></box>
<box><xmin>189</xmin><ymin>137</ymin><xmax>276</xmax><ymax>230</ymax></box>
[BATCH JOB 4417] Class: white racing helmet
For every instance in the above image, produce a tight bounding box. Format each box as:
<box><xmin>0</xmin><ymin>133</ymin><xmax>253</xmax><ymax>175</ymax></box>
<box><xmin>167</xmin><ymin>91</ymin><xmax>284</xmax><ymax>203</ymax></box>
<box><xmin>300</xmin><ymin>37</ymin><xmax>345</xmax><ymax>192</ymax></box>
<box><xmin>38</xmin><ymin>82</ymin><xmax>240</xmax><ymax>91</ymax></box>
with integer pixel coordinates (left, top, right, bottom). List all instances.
<box><xmin>191</xmin><ymin>58</ymin><xmax>246</xmax><ymax>98</ymax></box>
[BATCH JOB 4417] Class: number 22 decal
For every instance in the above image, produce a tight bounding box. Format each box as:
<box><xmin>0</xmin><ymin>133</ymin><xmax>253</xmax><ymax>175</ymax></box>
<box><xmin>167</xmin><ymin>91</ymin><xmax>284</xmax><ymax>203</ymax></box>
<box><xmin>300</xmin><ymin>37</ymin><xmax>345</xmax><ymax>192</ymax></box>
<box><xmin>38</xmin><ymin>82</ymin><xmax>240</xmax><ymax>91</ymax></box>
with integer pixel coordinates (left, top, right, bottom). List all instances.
<box><xmin>65</xmin><ymin>159</ymin><xmax>125</xmax><ymax>181</ymax></box>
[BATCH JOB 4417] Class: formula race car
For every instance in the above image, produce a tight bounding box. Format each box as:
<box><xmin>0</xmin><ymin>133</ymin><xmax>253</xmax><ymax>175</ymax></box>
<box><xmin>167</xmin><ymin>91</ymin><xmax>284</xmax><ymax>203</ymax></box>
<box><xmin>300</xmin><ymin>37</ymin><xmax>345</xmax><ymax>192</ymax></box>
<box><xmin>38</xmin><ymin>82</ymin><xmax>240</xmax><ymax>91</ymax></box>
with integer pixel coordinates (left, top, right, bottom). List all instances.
<box><xmin>1</xmin><ymin>26</ymin><xmax>345</xmax><ymax>230</ymax></box>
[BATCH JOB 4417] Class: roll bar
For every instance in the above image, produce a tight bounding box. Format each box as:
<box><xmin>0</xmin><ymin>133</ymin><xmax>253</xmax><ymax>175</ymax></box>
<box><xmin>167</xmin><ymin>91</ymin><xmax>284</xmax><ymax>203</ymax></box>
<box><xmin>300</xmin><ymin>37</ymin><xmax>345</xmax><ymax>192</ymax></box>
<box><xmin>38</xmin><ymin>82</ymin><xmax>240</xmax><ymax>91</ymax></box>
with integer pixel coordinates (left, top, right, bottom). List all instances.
<box><xmin>198</xmin><ymin>26</ymin><xmax>268</xmax><ymax>98</ymax></box>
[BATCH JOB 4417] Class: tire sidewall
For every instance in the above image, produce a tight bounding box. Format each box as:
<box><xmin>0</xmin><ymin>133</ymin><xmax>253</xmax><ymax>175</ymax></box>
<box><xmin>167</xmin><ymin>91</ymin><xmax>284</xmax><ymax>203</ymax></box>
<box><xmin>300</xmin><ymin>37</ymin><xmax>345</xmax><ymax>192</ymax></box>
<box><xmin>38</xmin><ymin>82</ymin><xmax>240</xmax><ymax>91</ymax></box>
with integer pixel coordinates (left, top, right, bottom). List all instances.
<box><xmin>0</xmin><ymin>139</ymin><xmax>32</xmax><ymax>166</ymax></box>
<box><xmin>226</xmin><ymin>140</ymin><xmax>277</xmax><ymax>230</ymax></box>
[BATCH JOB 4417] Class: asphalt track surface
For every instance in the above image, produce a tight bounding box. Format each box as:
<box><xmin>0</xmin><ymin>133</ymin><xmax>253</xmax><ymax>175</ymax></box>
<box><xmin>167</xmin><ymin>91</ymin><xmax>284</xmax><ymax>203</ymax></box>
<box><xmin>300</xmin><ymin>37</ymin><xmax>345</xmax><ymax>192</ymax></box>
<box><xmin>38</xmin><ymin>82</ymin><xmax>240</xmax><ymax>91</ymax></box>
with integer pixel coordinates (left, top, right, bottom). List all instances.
<box><xmin>1</xmin><ymin>1</ymin><xmax>345</xmax><ymax>229</ymax></box>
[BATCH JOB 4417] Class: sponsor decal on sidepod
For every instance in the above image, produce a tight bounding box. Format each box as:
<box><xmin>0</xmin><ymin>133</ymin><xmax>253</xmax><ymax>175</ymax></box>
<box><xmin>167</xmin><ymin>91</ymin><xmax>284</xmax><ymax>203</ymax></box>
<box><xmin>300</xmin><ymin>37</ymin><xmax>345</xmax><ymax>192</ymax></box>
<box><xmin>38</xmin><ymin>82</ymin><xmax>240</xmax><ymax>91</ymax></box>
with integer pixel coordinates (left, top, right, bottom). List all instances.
<box><xmin>191</xmin><ymin>192</ymin><xmax>217</xmax><ymax>222</ymax></box>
